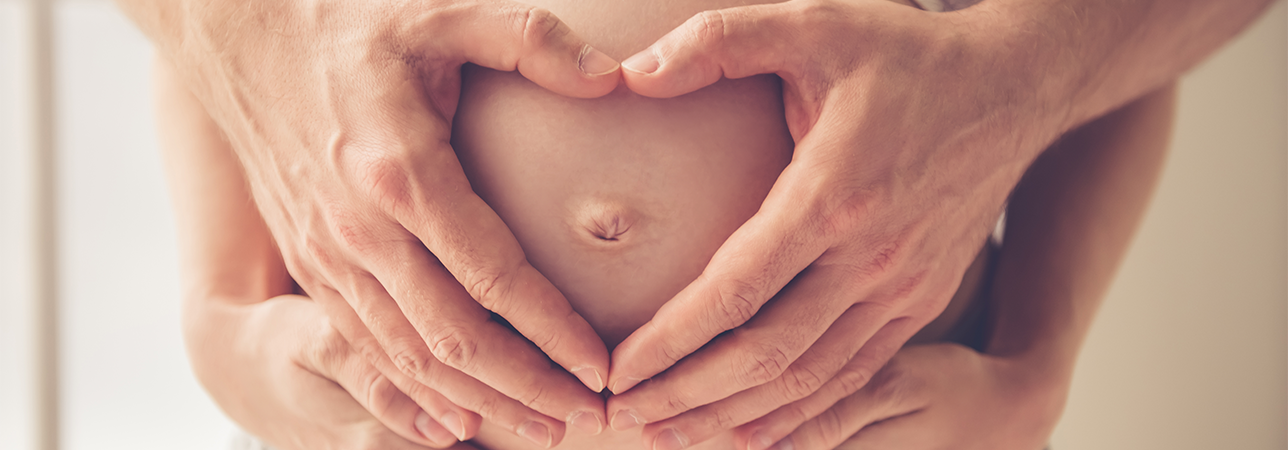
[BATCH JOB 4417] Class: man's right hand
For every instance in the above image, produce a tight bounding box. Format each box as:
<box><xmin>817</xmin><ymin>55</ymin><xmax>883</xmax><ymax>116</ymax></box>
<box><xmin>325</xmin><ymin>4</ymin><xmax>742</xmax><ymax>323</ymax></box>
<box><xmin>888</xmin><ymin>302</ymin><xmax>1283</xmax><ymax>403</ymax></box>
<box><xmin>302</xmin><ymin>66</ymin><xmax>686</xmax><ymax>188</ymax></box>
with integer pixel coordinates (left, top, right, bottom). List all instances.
<box><xmin>120</xmin><ymin>0</ymin><xmax>622</xmax><ymax>444</ymax></box>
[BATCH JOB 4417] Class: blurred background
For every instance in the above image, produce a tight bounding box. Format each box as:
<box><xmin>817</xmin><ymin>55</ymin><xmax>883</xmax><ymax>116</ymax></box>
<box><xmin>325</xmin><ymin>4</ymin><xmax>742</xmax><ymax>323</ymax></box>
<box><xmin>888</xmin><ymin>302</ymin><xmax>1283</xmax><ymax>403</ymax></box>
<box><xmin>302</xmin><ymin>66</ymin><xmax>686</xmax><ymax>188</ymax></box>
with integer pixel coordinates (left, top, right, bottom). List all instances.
<box><xmin>0</xmin><ymin>1</ymin><xmax>1283</xmax><ymax>449</ymax></box>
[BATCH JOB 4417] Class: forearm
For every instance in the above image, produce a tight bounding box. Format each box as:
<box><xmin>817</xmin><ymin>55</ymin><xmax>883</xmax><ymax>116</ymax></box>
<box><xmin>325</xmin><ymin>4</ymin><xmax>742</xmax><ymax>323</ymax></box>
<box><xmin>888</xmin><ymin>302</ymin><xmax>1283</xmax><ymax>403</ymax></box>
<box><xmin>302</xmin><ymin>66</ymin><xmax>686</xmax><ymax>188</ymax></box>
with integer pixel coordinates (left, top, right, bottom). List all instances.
<box><xmin>154</xmin><ymin>55</ymin><xmax>291</xmax><ymax>308</ymax></box>
<box><xmin>975</xmin><ymin>0</ymin><xmax>1271</xmax><ymax>134</ymax></box>
<box><xmin>986</xmin><ymin>85</ymin><xmax>1177</xmax><ymax>387</ymax></box>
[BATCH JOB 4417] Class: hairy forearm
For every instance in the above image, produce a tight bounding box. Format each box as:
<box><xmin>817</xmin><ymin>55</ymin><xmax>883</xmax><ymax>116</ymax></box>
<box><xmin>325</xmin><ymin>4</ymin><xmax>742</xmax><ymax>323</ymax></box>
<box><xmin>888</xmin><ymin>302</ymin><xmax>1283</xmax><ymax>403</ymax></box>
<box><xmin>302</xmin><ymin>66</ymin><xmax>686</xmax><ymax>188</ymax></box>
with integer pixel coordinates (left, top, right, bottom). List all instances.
<box><xmin>978</xmin><ymin>0</ymin><xmax>1271</xmax><ymax>134</ymax></box>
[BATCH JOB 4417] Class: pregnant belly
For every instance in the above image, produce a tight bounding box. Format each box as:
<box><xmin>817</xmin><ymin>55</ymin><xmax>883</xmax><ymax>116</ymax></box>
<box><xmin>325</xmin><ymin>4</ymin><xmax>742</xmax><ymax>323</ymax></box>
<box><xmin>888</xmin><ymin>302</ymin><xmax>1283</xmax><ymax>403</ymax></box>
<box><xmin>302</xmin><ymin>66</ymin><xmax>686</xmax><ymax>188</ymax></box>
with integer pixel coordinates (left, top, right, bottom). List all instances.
<box><xmin>454</xmin><ymin>67</ymin><xmax>792</xmax><ymax>350</ymax></box>
<box><xmin>454</xmin><ymin>65</ymin><xmax>792</xmax><ymax>450</ymax></box>
<box><xmin>448</xmin><ymin>0</ymin><xmax>981</xmax><ymax>448</ymax></box>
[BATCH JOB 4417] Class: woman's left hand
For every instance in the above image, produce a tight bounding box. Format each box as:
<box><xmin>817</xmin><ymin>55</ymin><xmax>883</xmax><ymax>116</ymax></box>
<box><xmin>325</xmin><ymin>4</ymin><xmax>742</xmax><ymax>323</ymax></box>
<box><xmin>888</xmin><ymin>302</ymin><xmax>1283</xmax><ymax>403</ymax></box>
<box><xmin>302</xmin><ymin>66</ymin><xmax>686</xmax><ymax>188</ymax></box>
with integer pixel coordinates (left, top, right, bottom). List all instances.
<box><xmin>737</xmin><ymin>343</ymin><xmax>1065</xmax><ymax>450</ymax></box>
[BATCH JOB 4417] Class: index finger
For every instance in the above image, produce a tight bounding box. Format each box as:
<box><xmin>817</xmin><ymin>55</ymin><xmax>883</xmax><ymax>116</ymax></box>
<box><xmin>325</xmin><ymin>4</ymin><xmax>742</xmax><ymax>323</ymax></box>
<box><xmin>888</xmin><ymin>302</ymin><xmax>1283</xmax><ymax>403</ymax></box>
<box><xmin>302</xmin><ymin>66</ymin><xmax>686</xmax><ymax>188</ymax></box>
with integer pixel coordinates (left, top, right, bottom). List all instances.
<box><xmin>390</xmin><ymin>152</ymin><xmax>610</xmax><ymax>394</ymax></box>
<box><xmin>617</xmin><ymin>2</ymin><xmax>802</xmax><ymax>98</ymax></box>
<box><xmin>606</xmin><ymin>161</ymin><xmax>840</xmax><ymax>394</ymax></box>
<box><xmin>406</xmin><ymin>0</ymin><xmax>623</xmax><ymax>98</ymax></box>
<box><xmin>389</xmin><ymin>0</ymin><xmax>619</xmax><ymax>393</ymax></box>
<box><xmin>334</xmin><ymin>57</ymin><xmax>611</xmax><ymax>394</ymax></box>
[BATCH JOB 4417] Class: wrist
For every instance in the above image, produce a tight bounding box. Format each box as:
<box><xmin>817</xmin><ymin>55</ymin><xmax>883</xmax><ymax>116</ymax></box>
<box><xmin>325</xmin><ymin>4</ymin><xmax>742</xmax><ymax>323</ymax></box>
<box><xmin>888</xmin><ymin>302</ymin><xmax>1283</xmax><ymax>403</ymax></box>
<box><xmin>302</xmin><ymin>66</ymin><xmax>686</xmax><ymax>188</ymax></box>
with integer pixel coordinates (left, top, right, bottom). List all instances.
<box><xmin>990</xmin><ymin>351</ymin><xmax>1074</xmax><ymax>439</ymax></box>
<box><xmin>180</xmin><ymin>295</ymin><xmax>255</xmax><ymax>393</ymax></box>
<box><xmin>951</xmin><ymin>3</ymin><xmax>1087</xmax><ymax>143</ymax></box>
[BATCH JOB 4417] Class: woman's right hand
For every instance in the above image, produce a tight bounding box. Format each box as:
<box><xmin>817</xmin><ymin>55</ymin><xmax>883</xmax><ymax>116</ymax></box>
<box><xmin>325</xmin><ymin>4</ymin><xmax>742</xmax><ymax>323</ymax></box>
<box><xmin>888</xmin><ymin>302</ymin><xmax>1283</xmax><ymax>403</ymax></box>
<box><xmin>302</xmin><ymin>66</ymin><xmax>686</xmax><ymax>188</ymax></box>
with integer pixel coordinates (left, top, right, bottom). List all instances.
<box><xmin>120</xmin><ymin>0</ymin><xmax>621</xmax><ymax>442</ymax></box>
<box><xmin>188</xmin><ymin>295</ymin><xmax>481</xmax><ymax>450</ymax></box>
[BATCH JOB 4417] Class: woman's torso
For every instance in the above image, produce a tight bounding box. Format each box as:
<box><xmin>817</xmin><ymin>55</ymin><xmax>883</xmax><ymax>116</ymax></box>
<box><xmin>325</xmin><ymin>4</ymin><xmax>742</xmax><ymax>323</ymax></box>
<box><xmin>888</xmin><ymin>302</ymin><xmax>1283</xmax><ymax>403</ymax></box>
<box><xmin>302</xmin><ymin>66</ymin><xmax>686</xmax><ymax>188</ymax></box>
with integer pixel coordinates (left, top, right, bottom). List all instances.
<box><xmin>449</xmin><ymin>0</ymin><xmax>981</xmax><ymax>448</ymax></box>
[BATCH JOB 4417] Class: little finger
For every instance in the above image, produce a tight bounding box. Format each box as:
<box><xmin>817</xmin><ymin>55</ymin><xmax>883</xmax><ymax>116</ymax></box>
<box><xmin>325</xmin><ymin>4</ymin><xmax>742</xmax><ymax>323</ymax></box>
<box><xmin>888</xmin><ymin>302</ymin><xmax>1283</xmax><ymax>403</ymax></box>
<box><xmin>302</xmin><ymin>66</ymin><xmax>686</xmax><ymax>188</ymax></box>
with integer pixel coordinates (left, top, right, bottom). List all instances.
<box><xmin>312</xmin><ymin>284</ymin><xmax>573</xmax><ymax>448</ymax></box>
<box><xmin>735</xmin><ymin>318</ymin><xmax>927</xmax><ymax>450</ymax></box>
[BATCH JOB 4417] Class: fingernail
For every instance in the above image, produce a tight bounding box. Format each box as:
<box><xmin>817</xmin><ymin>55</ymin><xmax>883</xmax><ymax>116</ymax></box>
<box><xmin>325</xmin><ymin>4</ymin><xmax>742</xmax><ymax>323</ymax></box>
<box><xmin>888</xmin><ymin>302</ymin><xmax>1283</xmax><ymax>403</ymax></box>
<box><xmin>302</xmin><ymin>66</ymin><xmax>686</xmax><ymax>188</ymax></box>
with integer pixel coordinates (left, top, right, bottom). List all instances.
<box><xmin>519</xmin><ymin>421</ymin><xmax>553</xmax><ymax>448</ymax></box>
<box><xmin>441</xmin><ymin>410</ymin><xmax>467</xmax><ymax>441</ymax></box>
<box><xmin>579</xmin><ymin>45</ymin><xmax>621</xmax><ymax>77</ymax></box>
<box><xmin>609</xmin><ymin>409</ymin><xmax>644</xmax><ymax>431</ymax></box>
<box><xmin>415</xmin><ymin>410</ymin><xmax>455</xmax><ymax>444</ymax></box>
<box><xmin>768</xmin><ymin>437</ymin><xmax>795</xmax><ymax>450</ymax></box>
<box><xmin>609</xmin><ymin>376</ymin><xmax>646</xmax><ymax>394</ymax></box>
<box><xmin>748</xmin><ymin>430</ymin><xmax>775</xmax><ymax>450</ymax></box>
<box><xmin>572</xmin><ymin>366</ymin><xmax>605</xmax><ymax>392</ymax></box>
<box><xmin>653</xmin><ymin>428</ymin><xmax>690</xmax><ymax>450</ymax></box>
<box><xmin>622</xmin><ymin>51</ymin><xmax>660</xmax><ymax>74</ymax></box>
<box><xmin>567</xmin><ymin>410</ymin><xmax>604</xmax><ymax>435</ymax></box>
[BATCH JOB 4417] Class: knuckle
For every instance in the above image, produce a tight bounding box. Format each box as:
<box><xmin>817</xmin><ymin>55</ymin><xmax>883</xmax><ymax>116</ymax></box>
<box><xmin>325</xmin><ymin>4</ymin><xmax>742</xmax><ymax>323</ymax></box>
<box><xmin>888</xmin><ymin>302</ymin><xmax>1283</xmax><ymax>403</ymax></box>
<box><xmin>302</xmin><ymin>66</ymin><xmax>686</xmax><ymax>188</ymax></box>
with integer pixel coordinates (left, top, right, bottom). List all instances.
<box><xmin>794</xmin><ymin>0</ymin><xmax>844</xmax><ymax>29</ymax></box>
<box><xmin>473</xmin><ymin>394</ymin><xmax>505</xmax><ymax>421</ymax></box>
<box><xmin>282</xmin><ymin>251</ymin><xmax>322</xmax><ymax>289</ymax></box>
<box><xmin>519</xmin><ymin>7</ymin><xmax>567</xmax><ymax>50</ymax></box>
<box><xmin>351</xmin><ymin>150</ymin><xmax>417</xmax><ymax>215</ymax></box>
<box><xmin>462</xmin><ymin>266</ymin><xmax>510</xmax><ymax>309</ymax></box>
<box><xmin>302</xmin><ymin>234</ymin><xmax>340</xmax><ymax>273</ymax></box>
<box><xmin>709</xmin><ymin>278</ymin><xmax>763</xmax><ymax>332</ymax></box>
<box><xmin>390</xmin><ymin>344</ymin><xmax>437</xmax><ymax>378</ymax></box>
<box><xmin>814</xmin><ymin>186</ymin><xmax>878</xmax><ymax>238</ymax></box>
<box><xmin>459</xmin><ymin>257</ymin><xmax>527</xmax><ymax>311</ymax></box>
<box><xmin>776</xmin><ymin>365</ymin><xmax>827</xmax><ymax>401</ymax></box>
<box><xmin>423</xmin><ymin>325</ymin><xmax>479</xmax><ymax>371</ymax></box>
<box><xmin>523</xmin><ymin>324</ymin><xmax>563</xmax><ymax>360</ymax></box>
<box><xmin>833</xmin><ymin>365</ymin><xmax>874</xmax><ymax>397</ymax></box>
<box><xmin>514</xmin><ymin>382</ymin><xmax>550</xmax><ymax>409</ymax></box>
<box><xmin>830</xmin><ymin>238</ymin><xmax>910</xmax><ymax>286</ymax></box>
<box><xmin>782</xmin><ymin>402</ymin><xmax>815</xmax><ymax>428</ymax></box>
<box><xmin>686</xmin><ymin>10</ymin><xmax>729</xmax><ymax>52</ymax></box>
<box><xmin>312</xmin><ymin>323</ymin><xmax>353</xmax><ymax>366</ymax></box>
<box><xmin>350</xmin><ymin>332</ymin><xmax>389</xmax><ymax>367</ymax></box>
<box><xmin>658</xmin><ymin>341</ymin><xmax>689</xmax><ymax>367</ymax></box>
<box><xmin>325</xmin><ymin>209</ymin><xmax>384</xmax><ymax>256</ymax></box>
<box><xmin>863</xmin><ymin>240</ymin><xmax>905</xmax><ymax>280</ymax></box>
<box><xmin>362</xmin><ymin>372</ymin><xmax>399</xmax><ymax>416</ymax></box>
<box><xmin>664</xmin><ymin>393</ymin><xmax>692</xmax><ymax>414</ymax></box>
<box><xmin>735</xmin><ymin>342</ymin><xmax>793</xmax><ymax>387</ymax></box>
<box><xmin>815</xmin><ymin>407</ymin><xmax>847</xmax><ymax>446</ymax></box>
<box><xmin>708</xmin><ymin>407</ymin><xmax>740</xmax><ymax>431</ymax></box>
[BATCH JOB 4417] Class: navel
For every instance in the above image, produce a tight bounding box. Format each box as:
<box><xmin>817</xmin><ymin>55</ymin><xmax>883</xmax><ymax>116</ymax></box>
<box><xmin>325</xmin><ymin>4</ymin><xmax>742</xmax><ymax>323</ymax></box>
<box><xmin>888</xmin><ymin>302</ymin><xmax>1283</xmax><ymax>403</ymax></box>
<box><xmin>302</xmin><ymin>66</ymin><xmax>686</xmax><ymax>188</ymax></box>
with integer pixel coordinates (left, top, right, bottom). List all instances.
<box><xmin>571</xmin><ymin>199</ymin><xmax>642</xmax><ymax>245</ymax></box>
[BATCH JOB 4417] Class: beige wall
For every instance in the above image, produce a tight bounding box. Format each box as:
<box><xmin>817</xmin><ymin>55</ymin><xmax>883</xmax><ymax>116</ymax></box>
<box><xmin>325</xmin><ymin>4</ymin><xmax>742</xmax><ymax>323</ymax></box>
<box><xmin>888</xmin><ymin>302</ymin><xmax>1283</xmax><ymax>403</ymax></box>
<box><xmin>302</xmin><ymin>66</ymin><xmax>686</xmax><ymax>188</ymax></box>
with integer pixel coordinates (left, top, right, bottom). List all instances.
<box><xmin>1050</xmin><ymin>2</ymin><xmax>1288</xmax><ymax>448</ymax></box>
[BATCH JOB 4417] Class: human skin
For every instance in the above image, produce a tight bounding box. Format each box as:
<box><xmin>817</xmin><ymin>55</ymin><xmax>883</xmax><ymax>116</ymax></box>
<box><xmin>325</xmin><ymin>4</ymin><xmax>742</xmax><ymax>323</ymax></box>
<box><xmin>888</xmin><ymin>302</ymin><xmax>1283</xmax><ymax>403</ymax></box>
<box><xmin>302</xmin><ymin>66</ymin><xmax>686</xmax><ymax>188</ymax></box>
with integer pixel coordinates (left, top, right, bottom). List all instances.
<box><xmin>134</xmin><ymin>0</ymin><xmax>1264</xmax><ymax>446</ymax></box>
<box><xmin>747</xmin><ymin>85</ymin><xmax>1176</xmax><ymax>450</ymax></box>
<box><xmin>604</xmin><ymin>2</ymin><xmax>1275</xmax><ymax>447</ymax></box>
<box><xmin>159</xmin><ymin>4</ymin><xmax>1176</xmax><ymax>446</ymax></box>
<box><xmin>161</xmin><ymin>71</ymin><xmax>1173</xmax><ymax>450</ymax></box>
<box><xmin>156</xmin><ymin>56</ymin><xmax>476</xmax><ymax>449</ymax></box>
<box><xmin>449</xmin><ymin>28</ymin><xmax>1174</xmax><ymax>447</ymax></box>
<box><xmin>114</xmin><ymin>0</ymin><xmax>623</xmax><ymax>442</ymax></box>
<box><xmin>120</xmin><ymin>0</ymin><xmax>1273</xmax><ymax>445</ymax></box>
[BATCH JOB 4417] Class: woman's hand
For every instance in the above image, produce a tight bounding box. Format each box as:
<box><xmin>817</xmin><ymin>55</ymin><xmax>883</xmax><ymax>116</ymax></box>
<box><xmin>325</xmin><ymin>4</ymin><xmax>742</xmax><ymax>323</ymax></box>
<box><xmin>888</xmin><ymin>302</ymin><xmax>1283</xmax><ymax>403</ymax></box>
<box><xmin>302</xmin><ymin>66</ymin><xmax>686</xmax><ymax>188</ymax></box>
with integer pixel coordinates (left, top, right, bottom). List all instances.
<box><xmin>120</xmin><ymin>0</ymin><xmax>622</xmax><ymax>440</ymax></box>
<box><xmin>188</xmin><ymin>294</ymin><xmax>482</xmax><ymax>450</ymax></box>
<box><xmin>736</xmin><ymin>344</ymin><xmax>1065</xmax><ymax>450</ymax></box>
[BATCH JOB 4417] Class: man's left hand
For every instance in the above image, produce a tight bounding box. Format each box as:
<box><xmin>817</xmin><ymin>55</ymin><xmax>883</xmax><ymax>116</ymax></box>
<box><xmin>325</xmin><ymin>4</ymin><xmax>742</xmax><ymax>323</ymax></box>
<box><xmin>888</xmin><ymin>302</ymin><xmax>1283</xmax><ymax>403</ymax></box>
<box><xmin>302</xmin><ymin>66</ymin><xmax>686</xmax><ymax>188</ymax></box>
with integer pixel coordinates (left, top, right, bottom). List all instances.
<box><xmin>603</xmin><ymin>1</ymin><xmax>1066</xmax><ymax>447</ymax></box>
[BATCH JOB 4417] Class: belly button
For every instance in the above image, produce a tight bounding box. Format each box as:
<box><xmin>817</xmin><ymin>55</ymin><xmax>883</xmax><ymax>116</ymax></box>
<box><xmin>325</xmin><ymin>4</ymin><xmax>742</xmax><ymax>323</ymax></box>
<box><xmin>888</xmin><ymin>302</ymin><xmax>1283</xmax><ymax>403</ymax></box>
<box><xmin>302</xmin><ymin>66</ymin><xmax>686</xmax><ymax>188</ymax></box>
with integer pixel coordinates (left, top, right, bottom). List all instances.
<box><xmin>574</xmin><ymin>201</ymin><xmax>640</xmax><ymax>244</ymax></box>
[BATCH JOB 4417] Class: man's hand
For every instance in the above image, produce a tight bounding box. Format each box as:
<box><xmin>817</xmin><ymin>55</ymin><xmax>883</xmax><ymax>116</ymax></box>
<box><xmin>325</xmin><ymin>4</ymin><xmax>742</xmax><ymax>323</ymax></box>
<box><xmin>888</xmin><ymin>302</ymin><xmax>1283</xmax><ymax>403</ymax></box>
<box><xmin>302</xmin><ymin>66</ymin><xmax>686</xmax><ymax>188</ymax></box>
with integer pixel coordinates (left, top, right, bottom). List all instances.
<box><xmin>122</xmin><ymin>0</ymin><xmax>623</xmax><ymax>443</ymax></box>
<box><xmin>603</xmin><ymin>1</ymin><xmax>1049</xmax><ymax>445</ymax></box>
<box><xmin>739</xmin><ymin>344</ymin><xmax>1066</xmax><ymax>450</ymax></box>
<box><xmin>605</xmin><ymin>0</ymin><xmax>1213</xmax><ymax>438</ymax></box>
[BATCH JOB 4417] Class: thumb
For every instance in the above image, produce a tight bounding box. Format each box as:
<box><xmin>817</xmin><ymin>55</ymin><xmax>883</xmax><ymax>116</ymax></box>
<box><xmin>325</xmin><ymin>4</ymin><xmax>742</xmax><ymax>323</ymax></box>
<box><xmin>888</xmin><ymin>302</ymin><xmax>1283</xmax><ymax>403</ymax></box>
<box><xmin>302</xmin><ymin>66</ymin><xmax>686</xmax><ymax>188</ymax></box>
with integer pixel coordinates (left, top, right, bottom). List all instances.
<box><xmin>619</xmin><ymin>2</ymin><xmax>799</xmax><ymax>98</ymax></box>
<box><xmin>423</xmin><ymin>1</ymin><xmax>621</xmax><ymax>98</ymax></box>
